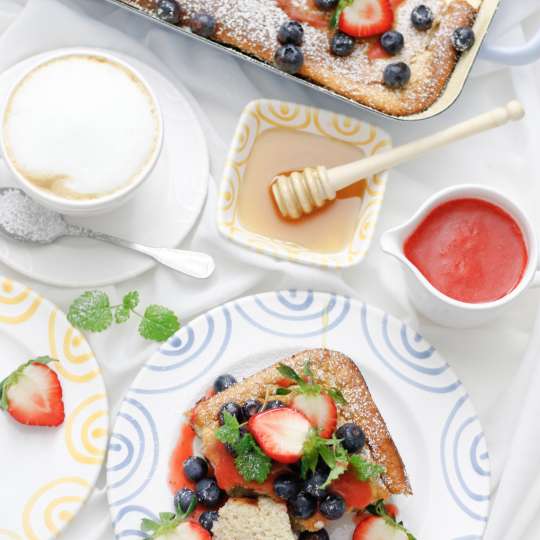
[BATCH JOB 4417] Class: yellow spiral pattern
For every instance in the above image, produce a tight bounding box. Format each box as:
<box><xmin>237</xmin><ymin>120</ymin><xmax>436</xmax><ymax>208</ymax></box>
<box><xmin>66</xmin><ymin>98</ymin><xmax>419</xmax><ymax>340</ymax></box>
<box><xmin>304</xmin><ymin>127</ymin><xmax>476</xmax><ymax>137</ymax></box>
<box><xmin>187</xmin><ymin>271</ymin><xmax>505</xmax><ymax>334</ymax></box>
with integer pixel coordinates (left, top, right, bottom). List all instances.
<box><xmin>0</xmin><ymin>277</ymin><xmax>107</xmax><ymax>539</ymax></box>
<box><xmin>218</xmin><ymin>99</ymin><xmax>391</xmax><ymax>268</ymax></box>
<box><xmin>22</xmin><ymin>477</ymin><xmax>90</xmax><ymax>540</ymax></box>
<box><xmin>65</xmin><ymin>393</ymin><xmax>108</xmax><ymax>465</ymax></box>
<box><xmin>48</xmin><ymin>310</ymin><xmax>100</xmax><ymax>383</ymax></box>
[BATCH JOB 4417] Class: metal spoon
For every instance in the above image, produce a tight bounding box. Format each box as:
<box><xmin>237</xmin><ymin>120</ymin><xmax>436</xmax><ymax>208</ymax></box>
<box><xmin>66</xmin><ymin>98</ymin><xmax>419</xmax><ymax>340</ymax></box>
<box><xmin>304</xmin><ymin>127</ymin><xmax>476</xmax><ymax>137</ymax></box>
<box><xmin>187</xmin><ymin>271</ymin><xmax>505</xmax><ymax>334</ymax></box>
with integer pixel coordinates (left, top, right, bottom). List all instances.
<box><xmin>0</xmin><ymin>187</ymin><xmax>215</xmax><ymax>279</ymax></box>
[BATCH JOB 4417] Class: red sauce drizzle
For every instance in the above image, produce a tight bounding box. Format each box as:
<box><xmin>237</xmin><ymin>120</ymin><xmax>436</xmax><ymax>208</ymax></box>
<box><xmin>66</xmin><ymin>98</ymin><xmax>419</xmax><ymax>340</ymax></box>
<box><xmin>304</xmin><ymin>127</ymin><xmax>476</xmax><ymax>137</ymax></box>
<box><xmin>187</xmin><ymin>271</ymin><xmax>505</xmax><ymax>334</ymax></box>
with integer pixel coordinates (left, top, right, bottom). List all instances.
<box><xmin>276</xmin><ymin>0</ymin><xmax>330</xmax><ymax>29</ymax></box>
<box><xmin>330</xmin><ymin>471</ymin><xmax>373</xmax><ymax>510</ymax></box>
<box><xmin>168</xmin><ymin>423</ymin><xmax>197</xmax><ymax>493</ymax></box>
<box><xmin>404</xmin><ymin>198</ymin><xmax>528</xmax><ymax>304</ymax></box>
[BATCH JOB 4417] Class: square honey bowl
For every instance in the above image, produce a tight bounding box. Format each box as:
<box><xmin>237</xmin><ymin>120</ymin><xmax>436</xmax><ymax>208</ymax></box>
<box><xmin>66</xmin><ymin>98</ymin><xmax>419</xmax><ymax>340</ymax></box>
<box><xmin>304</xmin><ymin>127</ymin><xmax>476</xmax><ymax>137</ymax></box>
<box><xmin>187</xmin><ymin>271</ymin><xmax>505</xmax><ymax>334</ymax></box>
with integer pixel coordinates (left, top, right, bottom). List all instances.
<box><xmin>217</xmin><ymin>99</ymin><xmax>392</xmax><ymax>268</ymax></box>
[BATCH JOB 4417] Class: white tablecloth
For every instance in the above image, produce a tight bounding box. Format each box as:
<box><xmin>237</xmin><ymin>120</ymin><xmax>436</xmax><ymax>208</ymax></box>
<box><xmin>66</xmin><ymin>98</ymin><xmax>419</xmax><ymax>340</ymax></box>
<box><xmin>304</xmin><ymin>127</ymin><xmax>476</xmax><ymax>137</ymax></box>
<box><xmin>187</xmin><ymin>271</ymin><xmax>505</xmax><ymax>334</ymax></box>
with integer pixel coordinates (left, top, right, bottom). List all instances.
<box><xmin>0</xmin><ymin>0</ymin><xmax>539</xmax><ymax>538</ymax></box>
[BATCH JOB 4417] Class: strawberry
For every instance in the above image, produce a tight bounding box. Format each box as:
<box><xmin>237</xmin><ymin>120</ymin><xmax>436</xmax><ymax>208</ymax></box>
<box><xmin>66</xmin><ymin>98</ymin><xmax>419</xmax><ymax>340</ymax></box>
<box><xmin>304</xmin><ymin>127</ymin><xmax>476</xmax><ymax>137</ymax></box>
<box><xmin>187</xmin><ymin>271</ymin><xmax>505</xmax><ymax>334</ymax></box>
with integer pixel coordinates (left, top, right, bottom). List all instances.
<box><xmin>291</xmin><ymin>393</ymin><xmax>337</xmax><ymax>438</ymax></box>
<box><xmin>248</xmin><ymin>407</ymin><xmax>311</xmax><ymax>464</ymax></box>
<box><xmin>353</xmin><ymin>516</ymin><xmax>409</xmax><ymax>540</ymax></box>
<box><xmin>171</xmin><ymin>522</ymin><xmax>210</xmax><ymax>539</ymax></box>
<box><xmin>0</xmin><ymin>357</ymin><xmax>64</xmax><ymax>427</ymax></box>
<box><xmin>339</xmin><ymin>0</ymin><xmax>394</xmax><ymax>38</ymax></box>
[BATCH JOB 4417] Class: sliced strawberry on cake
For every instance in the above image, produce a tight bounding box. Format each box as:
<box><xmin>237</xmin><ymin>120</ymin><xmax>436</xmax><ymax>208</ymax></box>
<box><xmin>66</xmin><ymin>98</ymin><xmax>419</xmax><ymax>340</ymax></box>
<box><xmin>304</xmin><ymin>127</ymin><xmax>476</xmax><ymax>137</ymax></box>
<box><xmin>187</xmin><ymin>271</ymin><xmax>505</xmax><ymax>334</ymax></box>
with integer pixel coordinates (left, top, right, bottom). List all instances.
<box><xmin>338</xmin><ymin>0</ymin><xmax>394</xmax><ymax>38</ymax></box>
<box><xmin>0</xmin><ymin>356</ymin><xmax>64</xmax><ymax>427</ymax></box>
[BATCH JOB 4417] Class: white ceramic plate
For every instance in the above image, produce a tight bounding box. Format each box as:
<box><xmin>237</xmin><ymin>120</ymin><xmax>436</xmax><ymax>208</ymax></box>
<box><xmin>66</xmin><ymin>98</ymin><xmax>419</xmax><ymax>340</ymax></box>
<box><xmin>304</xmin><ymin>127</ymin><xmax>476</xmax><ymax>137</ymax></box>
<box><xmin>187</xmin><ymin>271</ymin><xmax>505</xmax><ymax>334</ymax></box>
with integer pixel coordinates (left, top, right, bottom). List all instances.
<box><xmin>0</xmin><ymin>49</ymin><xmax>208</xmax><ymax>288</ymax></box>
<box><xmin>107</xmin><ymin>291</ymin><xmax>490</xmax><ymax>539</ymax></box>
<box><xmin>0</xmin><ymin>276</ymin><xmax>108</xmax><ymax>539</ymax></box>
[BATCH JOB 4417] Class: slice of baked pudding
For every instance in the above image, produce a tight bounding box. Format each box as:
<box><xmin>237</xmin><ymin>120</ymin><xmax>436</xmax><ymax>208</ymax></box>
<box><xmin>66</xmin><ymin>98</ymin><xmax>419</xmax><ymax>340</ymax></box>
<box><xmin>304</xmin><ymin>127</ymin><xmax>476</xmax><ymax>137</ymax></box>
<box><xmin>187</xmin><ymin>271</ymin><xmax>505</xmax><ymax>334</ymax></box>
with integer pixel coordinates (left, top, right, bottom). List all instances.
<box><xmin>189</xmin><ymin>349</ymin><xmax>411</xmax><ymax>533</ymax></box>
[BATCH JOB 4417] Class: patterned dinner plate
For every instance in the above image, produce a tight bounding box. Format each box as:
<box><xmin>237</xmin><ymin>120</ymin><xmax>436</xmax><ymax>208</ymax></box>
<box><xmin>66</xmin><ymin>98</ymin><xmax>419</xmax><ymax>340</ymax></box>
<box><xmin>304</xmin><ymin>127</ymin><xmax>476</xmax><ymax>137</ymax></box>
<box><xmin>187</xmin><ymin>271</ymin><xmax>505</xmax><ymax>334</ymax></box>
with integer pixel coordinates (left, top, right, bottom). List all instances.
<box><xmin>107</xmin><ymin>291</ymin><xmax>490</xmax><ymax>539</ymax></box>
<box><xmin>0</xmin><ymin>277</ymin><xmax>108</xmax><ymax>539</ymax></box>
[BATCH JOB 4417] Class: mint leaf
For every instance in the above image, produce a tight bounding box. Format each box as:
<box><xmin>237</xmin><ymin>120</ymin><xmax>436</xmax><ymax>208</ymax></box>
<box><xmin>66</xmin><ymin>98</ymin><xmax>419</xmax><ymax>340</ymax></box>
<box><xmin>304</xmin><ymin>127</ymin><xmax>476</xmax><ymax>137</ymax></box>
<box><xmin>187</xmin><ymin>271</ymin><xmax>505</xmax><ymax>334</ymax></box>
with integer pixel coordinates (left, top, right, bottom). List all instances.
<box><xmin>234</xmin><ymin>434</ymin><xmax>272</xmax><ymax>483</ymax></box>
<box><xmin>123</xmin><ymin>291</ymin><xmax>140</xmax><ymax>310</ymax></box>
<box><xmin>327</xmin><ymin>387</ymin><xmax>347</xmax><ymax>406</ymax></box>
<box><xmin>276</xmin><ymin>387</ymin><xmax>292</xmax><ymax>395</ymax></box>
<box><xmin>277</xmin><ymin>363</ymin><xmax>303</xmax><ymax>384</ymax></box>
<box><xmin>139</xmin><ymin>305</ymin><xmax>180</xmax><ymax>342</ymax></box>
<box><xmin>303</xmin><ymin>361</ymin><xmax>315</xmax><ymax>379</ymax></box>
<box><xmin>68</xmin><ymin>291</ymin><xmax>113</xmax><ymax>332</ymax></box>
<box><xmin>115</xmin><ymin>306</ymin><xmax>131</xmax><ymax>324</ymax></box>
<box><xmin>321</xmin><ymin>462</ymin><xmax>347</xmax><ymax>488</ymax></box>
<box><xmin>367</xmin><ymin>500</ymin><xmax>416</xmax><ymax>540</ymax></box>
<box><xmin>216</xmin><ymin>411</ymin><xmax>241</xmax><ymax>445</ymax></box>
<box><xmin>301</xmin><ymin>429</ymin><xmax>321</xmax><ymax>478</ymax></box>
<box><xmin>141</xmin><ymin>518</ymin><xmax>159</xmax><ymax>532</ymax></box>
<box><xmin>349</xmin><ymin>454</ymin><xmax>385</xmax><ymax>481</ymax></box>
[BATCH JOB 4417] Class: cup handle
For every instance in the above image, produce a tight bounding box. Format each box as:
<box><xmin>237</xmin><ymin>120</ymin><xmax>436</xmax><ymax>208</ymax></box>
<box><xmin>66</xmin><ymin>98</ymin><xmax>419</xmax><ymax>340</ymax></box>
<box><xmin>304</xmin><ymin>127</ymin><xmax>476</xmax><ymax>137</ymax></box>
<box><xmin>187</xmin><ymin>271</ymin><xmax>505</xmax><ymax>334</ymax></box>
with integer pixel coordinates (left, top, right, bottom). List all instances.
<box><xmin>480</xmin><ymin>26</ymin><xmax>540</xmax><ymax>65</ymax></box>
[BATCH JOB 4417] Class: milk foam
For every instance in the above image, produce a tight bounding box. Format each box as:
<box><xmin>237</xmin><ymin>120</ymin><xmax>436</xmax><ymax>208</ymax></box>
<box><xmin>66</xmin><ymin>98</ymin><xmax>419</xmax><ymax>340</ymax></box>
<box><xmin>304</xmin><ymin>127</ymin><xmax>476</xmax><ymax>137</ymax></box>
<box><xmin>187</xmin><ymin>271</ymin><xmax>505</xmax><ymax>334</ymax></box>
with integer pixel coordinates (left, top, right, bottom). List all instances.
<box><xmin>2</xmin><ymin>54</ymin><xmax>160</xmax><ymax>200</ymax></box>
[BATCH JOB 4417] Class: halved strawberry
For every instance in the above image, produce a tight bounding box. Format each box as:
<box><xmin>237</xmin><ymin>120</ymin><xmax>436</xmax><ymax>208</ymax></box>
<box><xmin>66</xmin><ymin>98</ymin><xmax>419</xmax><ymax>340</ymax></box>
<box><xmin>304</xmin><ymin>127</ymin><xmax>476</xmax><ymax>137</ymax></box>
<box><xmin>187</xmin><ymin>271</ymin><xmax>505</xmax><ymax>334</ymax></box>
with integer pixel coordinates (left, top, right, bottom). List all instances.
<box><xmin>248</xmin><ymin>407</ymin><xmax>311</xmax><ymax>464</ymax></box>
<box><xmin>339</xmin><ymin>0</ymin><xmax>394</xmax><ymax>38</ymax></box>
<box><xmin>353</xmin><ymin>516</ymin><xmax>409</xmax><ymax>540</ymax></box>
<box><xmin>0</xmin><ymin>357</ymin><xmax>64</xmax><ymax>427</ymax></box>
<box><xmin>174</xmin><ymin>522</ymin><xmax>211</xmax><ymax>539</ymax></box>
<box><xmin>291</xmin><ymin>393</ymin><xmax>337</xmax><ymax>438</ymax></box>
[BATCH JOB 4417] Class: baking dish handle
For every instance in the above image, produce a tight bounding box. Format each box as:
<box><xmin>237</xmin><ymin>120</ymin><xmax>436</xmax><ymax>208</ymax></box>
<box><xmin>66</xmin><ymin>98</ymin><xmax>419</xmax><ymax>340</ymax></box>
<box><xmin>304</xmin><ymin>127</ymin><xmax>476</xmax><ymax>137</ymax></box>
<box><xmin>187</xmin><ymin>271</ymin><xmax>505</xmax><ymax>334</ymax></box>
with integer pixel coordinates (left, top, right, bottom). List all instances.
<box><xmin>480</xmin><ymin>27</ymin><xmax>540</xmax><ymax>65</ymax></box>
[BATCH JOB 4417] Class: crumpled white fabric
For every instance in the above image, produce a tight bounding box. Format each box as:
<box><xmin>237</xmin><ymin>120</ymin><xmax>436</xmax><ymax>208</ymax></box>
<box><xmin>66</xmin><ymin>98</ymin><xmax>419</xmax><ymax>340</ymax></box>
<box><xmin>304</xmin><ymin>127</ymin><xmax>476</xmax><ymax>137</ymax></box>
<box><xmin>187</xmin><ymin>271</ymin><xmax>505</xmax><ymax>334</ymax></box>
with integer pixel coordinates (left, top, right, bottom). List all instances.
<box><xmin>0</xmin><ymin>0</ymin><xmax>539</xmax><ymax>538</ymax></box>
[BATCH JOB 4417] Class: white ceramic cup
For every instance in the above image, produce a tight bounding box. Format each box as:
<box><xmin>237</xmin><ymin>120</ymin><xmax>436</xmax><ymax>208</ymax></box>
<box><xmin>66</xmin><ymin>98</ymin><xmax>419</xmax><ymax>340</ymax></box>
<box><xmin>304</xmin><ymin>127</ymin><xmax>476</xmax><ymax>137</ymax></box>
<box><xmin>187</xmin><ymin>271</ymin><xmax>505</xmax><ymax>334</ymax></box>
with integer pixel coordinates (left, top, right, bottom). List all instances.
<box><xmin>0</xmin><ymin>48</ymin><xmax>164</xmax><ymax>216</ymax></box>
<box><xmin>380</xmin><ymin>184</ymin><xmax>540</xmax><ymax>328</ymax></box>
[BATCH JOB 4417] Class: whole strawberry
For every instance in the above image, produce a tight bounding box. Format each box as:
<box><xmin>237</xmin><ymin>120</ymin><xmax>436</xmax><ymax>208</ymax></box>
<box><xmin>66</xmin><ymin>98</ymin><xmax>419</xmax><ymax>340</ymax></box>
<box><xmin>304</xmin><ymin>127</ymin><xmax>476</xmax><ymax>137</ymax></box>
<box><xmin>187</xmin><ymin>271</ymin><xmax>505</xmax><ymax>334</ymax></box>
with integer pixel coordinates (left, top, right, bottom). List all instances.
<box><xmin>0</xmin><ymin>357</ymin><xmax>65</xmax><ymax>427</ymax></box>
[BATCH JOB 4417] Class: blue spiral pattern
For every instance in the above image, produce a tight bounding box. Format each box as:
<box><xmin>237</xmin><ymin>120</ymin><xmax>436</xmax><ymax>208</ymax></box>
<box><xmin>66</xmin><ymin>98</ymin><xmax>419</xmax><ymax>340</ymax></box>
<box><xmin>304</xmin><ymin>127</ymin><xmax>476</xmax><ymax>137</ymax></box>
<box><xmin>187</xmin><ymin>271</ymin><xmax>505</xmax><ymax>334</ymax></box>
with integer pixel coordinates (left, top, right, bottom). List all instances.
<box><xmin>107</xmin><ymin>291</ymin><xmax>490</xmax><ymax>539</ymax></box>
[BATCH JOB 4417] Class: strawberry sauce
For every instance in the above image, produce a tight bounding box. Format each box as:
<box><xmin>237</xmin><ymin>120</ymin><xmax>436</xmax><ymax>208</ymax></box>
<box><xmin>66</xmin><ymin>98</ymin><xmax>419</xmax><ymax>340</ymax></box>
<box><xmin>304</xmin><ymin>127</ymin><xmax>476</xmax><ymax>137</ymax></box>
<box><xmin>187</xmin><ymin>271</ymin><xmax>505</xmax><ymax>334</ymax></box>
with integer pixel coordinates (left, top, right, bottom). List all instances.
<box><xmin>276</xmin><ymin>0</ymin><xmax>329</xmax><ymax>29</ymax></box>
<box><xmin>168</xmin><ymin>422</ymin><xmax>197</xmax><ymax>493</ymax></box>
<box><xmin>331</xmin><ymin>471</ymin><xmax>373</xmax><ymax>510</ymax></box>
<box><xmin>404</xmin><ymin>198</ymin><xmax>528</xmax><ymax>303</ymax></box>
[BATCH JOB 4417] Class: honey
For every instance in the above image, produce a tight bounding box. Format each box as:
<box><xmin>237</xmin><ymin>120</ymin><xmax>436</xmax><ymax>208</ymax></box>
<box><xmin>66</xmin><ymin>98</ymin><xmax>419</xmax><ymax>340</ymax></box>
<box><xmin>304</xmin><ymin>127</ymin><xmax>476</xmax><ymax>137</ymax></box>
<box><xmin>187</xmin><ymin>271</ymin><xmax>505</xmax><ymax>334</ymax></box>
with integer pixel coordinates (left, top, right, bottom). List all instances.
<box><xmin>236</xmin><ymin>128</ymin><xmax>366</xmax><ymax>253</ymax></box>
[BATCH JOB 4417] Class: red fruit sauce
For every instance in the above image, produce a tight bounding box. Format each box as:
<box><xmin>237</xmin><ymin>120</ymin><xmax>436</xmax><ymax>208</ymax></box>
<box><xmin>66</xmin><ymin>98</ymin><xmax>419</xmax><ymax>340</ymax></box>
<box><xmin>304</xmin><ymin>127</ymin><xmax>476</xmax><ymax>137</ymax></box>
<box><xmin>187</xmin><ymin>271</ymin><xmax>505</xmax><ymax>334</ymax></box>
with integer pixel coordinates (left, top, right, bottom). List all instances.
<box><xmin>404</xmin><ymin>198</ymin><xmax>528</xmax><ymax>304</ymax></box>
<box><xmin>331</xmin><ymin>471</ymin><xmax>373</xmax><ymax>510</ymax></box>
<box><xmin>168</xmin><ymin>423</ymin><xmax>197</xmax><ymax>493</ymax></box>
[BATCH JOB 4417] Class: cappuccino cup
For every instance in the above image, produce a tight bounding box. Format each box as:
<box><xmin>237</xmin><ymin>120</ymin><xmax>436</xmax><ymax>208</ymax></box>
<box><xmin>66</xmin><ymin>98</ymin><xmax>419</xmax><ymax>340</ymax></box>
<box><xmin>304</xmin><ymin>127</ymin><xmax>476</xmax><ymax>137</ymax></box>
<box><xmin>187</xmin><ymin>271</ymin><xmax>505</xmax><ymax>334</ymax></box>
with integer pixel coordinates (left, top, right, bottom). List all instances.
<box><xmin>0</xmin><ymin>48</ymin><xmax>163</xmax><ymax>216</ymax></box>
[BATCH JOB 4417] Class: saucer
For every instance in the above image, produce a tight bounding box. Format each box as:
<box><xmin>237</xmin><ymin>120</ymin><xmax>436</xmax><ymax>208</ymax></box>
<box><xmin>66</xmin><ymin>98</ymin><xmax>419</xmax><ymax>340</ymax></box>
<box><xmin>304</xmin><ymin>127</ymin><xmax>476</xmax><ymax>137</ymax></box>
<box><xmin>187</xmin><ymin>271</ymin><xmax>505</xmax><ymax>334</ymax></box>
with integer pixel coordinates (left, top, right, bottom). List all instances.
<box><xmin>0</xmin><ymin>49</ymin><xmax>208</xmax><ymax>287</ymax></box>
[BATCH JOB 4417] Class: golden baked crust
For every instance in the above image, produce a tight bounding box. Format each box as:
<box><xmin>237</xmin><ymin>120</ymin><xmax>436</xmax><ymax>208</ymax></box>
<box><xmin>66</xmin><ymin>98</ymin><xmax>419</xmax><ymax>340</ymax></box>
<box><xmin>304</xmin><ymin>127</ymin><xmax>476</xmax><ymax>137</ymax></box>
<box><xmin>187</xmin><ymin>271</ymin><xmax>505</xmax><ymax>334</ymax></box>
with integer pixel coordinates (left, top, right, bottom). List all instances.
<box><xmin>190</xmin><ymin>349</ymin><xmax>411</xmax><ymax>496</ymax></box>
<box><xmin>124</xmin><ymin>0</ymin><xmax>477</xmax><ymax>116</ymax></box>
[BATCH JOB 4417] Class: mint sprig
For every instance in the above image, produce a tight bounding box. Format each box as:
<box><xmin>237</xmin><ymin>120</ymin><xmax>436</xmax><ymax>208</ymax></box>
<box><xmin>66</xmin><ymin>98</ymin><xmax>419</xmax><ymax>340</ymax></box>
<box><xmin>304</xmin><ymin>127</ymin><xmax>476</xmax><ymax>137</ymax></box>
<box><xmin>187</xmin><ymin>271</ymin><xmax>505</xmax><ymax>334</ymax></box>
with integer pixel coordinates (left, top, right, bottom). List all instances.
<box><xmin>215</xmin><ymin>411</ymin><xmax>272</xmax><ymax>483</ymax></box>
<box><xmin>276</xmin><ymin>362</ymin><xmax>347</xmax><ymax>405</ymax></box>
<box><xmin>367</xmin><ymin>500</ymin><xmax>417</xmax><ymax>540</ymax></box>
<box><xmin>141</xmin><ymin>497</ymin><xmax>197</xmax><ymax>538</ymax></box>
<box><xmin>68</xmin><ymin>290</ymin><xmax>180</xmax><ymax>342</ymax></box>
<box><xmin>301</xmin><ymin>430</ymin><xmax>385</xmax><ymax>488</ymax></box>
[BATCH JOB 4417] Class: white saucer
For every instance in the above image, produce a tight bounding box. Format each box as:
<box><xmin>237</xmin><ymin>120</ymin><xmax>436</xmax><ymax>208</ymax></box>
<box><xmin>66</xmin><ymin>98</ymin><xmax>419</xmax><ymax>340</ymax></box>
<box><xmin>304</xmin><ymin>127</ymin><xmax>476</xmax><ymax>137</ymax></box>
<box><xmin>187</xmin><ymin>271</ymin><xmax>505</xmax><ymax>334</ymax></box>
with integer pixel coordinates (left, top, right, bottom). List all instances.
<box><xmin>0</xmin><ymin>49</ymin><xmax>208</xmax><ymax>288</ymax></box>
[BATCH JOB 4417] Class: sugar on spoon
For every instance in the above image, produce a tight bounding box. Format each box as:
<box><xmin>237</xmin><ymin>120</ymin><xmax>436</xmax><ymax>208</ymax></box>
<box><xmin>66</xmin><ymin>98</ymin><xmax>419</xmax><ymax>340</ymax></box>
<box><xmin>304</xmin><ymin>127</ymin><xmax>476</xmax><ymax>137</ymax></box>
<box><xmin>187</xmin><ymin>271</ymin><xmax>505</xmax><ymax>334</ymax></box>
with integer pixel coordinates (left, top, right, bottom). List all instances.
<box><xmin>271</xmin><ymin>100</ymin><xmax>525</xmax><ymax>220</ymax></box>
<box><xmin>0</xmin><ymin>187</ymin><xmax>215</xmax><ymax>279</ymax></box>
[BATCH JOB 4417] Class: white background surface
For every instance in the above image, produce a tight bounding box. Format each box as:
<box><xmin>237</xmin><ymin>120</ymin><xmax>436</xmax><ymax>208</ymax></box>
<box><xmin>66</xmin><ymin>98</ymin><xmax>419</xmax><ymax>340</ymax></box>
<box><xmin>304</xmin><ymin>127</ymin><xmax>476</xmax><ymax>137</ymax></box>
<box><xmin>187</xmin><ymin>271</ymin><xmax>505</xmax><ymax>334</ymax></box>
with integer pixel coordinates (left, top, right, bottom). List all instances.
<box><xmin>0</xmin><ymin>0</ymin><xmax>539</xmax><ymax>538</ymax></box>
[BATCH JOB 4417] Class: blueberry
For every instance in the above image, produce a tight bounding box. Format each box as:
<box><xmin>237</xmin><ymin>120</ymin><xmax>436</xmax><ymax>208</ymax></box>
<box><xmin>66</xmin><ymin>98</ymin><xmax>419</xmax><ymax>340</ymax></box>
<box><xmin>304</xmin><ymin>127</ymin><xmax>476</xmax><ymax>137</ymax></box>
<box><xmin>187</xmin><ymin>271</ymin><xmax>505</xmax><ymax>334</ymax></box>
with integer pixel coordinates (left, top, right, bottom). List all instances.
<box><xmin>315</xmin><ymin>0</ymin><xmax>338</xmax><ymax>10</ymax></box>
<box><xmin>336</xmin><ymin>423</ymin><xmax>366</xmax><ymax>453</ymax></box>
<box><xmin>304</xmin><ymin>468</ymin><xmax>328</xmax><ymax>500</ymax></box>
<box><xmin>299</xmin><ymin>530</ymin><xmax>330</xmax><ymax>540</ymax></box>
<box><xmin>331</xmin><ymin>32</ymin><xmax>355</xmax><ymax>57</ymax></box>
<box><xmin>288</xmin><ymin>491</ymin><xmax>317</xmax><ymax>519</ymax></box>
<box><xmin>183</xmin><ymin>456</ymin><xmax>208</xmax><ymax>482</ymax></box>
<box><xmin>383</xmin><ymin>62</ymin><xmax>411</xmax><ymax>88</ymax></box>
<box><xmin>219</xmin><ymin>402</ymin><xmax>243</xmax><ymax>424</ymax></box>
<box><xmin>264</xmin><ymin>399</ymin><xmax>285</xmax><ymax>410</ymax></box>
<box><xmin>452</xmin><ymin>27</ymin><xmax>475</xmax><ymax>52</ymax></box>
<box><xmin>319</xmin><ymin>492</ymin><xmax>345</xmax><ymax>520</ymax></box>
<box><xmin>199</xmin><ymin>510</ymin><xmax>219</xmax><ymax>532</ymax></box>
<box><xmin>380</xmin><ymin>31</ymin><xmax>405</xmax><ymax>55</ymax></box>
<box><xmin>174</xmin><ymin>487</ymin><xmax>196</xmax><ymax>513</ymax></box>
<box><xmin>274</xmin><ymin>44</ymin><xmax>304</xmax><ymax>75</ymax></box>
<box><xmin>278</xmin><ymin>21</ymin><xmax>304</xmax><ymax>46</ymax></box>
<box><xmin>191</xmin><ymin>13</ymin><xmax>217</xmax><ymax>38</ymax></box>
<box><xmin>242</xmin><ymin>399</ymin><xmax>262</xmax><ymax>420</ymax></box>
<box><xmin>213</xmin><ymin>374</ymin><xmax>237</xmax><ymax>393</ymax></box>
<box><xmin>156</xmin><ymin>0</ymin><xmax>182</xmax><ymax>24</ymax></box>
<box><xmin>274</xmin><ymin>473</ymin><xmax>302</xmax><ymax>501</ymax></box>
<box><xmin>411</xmin><ymin>5</ymin><xmax>434</xmax><ymax>31</ymax></box>
<box><xmin>196</xmin><ymin>478</ymin><xmax>222</xmax><ymax>509</ymax></box>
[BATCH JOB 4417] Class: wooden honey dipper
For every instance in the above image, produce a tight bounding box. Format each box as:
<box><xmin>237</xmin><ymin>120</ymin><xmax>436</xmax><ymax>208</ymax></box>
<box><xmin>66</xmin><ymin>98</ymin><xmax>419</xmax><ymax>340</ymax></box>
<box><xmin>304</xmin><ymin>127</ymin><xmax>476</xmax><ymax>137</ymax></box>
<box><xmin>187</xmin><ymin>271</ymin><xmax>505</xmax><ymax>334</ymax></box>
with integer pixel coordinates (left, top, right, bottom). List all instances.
<box><xmin>271</xmin><ymin>100</ymin><xmax>525</xmax><ymax>220</ymax></box>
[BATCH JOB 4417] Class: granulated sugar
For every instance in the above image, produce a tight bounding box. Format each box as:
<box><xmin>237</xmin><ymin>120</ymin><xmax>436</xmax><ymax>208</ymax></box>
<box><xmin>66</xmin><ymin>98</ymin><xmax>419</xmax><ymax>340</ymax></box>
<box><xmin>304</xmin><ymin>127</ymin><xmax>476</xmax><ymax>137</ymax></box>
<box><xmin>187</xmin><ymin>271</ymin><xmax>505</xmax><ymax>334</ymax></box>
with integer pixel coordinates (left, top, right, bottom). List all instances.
<box><xmin>0</xmin><ymin>189</ymin><xmax>66</xmax><ymax>243</ymax></box>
